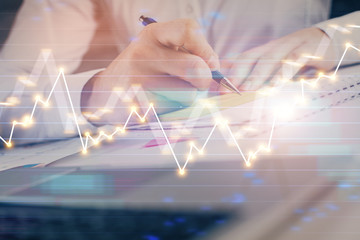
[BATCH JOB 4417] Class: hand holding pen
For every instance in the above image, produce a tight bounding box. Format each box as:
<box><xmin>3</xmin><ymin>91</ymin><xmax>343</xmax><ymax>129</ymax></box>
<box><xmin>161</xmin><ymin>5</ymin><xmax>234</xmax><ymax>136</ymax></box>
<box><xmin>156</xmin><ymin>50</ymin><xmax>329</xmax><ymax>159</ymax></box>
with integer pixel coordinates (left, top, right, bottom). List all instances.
<box><xmin>82</xmin><ymin>18</ymin><xmax>237</xmax><ymax>125</ymax></box>
<box><xmin>140</xmin><ymin>16</ymin><xmax>241</xmax><ymax>95</ymax></box>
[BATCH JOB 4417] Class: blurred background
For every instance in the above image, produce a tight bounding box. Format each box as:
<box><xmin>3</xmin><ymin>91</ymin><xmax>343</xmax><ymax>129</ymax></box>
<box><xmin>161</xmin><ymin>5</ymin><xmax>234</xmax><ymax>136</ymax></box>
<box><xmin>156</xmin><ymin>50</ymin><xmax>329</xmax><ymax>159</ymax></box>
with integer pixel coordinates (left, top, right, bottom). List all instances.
<box><xmin>1</xmin><ymin>1</ymin><xmax>360</xmax><ymax>240</ymax></box>
<box><xmin>0</xmin><ymin>0</ymin><xmax>118</xmax><ymax>73</ymax></box>
<box><xmin>1</xmin><ymin>0</ymin><xmax>360</xmax><ymax>70</ymax></box>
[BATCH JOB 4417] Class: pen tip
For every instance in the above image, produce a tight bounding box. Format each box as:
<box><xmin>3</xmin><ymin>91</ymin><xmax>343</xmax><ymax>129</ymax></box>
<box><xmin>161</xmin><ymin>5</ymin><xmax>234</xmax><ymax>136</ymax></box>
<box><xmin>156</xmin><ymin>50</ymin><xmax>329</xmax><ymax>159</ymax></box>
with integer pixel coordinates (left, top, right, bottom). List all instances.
<box><xmin>223</xmin><ymin>77</ymin><xmax>242</xmax><ymax>95</ymax></box>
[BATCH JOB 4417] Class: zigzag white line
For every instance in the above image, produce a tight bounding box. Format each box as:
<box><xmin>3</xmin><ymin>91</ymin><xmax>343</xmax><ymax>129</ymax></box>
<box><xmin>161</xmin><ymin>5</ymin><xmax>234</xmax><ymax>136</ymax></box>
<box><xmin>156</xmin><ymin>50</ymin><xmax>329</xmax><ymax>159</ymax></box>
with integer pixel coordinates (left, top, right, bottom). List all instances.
<box><xmin>0</xmin><ymin>42</ymin><xmax>359</xmax><ymax>174</ymax></box>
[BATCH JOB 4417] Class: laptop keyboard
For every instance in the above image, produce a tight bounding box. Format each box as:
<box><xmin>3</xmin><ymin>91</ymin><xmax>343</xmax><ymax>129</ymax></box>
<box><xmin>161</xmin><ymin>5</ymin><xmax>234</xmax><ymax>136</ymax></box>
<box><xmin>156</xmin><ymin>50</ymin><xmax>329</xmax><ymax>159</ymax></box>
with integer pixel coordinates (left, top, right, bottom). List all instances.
<box><xmin>0</xmin><ymin>203</ymin><xmax>233</xmax><ymax>240</ymax></box>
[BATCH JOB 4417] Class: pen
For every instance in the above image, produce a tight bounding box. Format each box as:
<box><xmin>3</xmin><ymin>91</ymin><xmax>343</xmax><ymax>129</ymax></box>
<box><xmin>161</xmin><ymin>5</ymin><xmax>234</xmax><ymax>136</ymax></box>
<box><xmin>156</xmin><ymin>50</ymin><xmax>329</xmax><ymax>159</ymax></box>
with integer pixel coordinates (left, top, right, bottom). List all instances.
<box><xmin>139</xmin><ymin>15</ymin><xmax>241</xmax><ymax>95</ymax></box>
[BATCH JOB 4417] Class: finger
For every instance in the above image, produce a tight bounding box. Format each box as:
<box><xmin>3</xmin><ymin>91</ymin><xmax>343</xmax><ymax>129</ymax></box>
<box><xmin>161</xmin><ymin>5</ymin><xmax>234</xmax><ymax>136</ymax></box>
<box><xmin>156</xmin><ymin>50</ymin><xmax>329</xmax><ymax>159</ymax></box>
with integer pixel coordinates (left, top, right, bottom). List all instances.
<box><xmin>242</xmin><ymin>40</ymin><xmax>304</xmax><ymax>91</ymax></box>
<box><xmin>137</xmin><ymin>73</ymin><xmax>196</xmax><ymax>91</ymax></box>
<box><xmin>218</xmin><ymin>43</ymin><xmax>277</xmax><ymax>93</ymax></box>
<box><xmin>143</xmin><ymin>18</ymin><xmax>220</xmax><ymax>70</ymax></box>
<box><xmin>129</xmin><ymin>44</ymin><xmax>213</xmax><ymax>90</ymax></box>
<box><xmin>228</xmin><ymin>49</ymin><xmax>267</xmax><ymax>86</ymax></box>
<box><xmin>265</xmin><ymin>69</ymin><xmax>288</xmax><ymax>89</ymax></box>
<box><xmin>241</xmin><ymin>57</ymin><xmax>283</xmax><ymax>91</ymax></box>
<box><xmin>155</xmin><ymin>47</ymin><xmax>213</xmax><ymax>90</ymax></box>
<box><xmin>227</xmin><ymin>64</ymin><xmax>254</xmax><ymax>89</ymax></box>
<box><xmin>266</xmin><ymin>44</ymin><xmax>312</xmax><ymax>88</ymax></box>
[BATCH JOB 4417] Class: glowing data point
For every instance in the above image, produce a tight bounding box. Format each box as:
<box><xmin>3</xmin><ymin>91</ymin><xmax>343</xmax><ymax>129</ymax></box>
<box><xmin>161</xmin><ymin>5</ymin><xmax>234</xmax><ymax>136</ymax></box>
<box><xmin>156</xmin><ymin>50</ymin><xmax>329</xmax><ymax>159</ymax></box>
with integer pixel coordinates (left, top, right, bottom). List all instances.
<box><xmin>245</xmin><ymin>162</ymin><xmax>251</xmax><ymax>167</ymax></box>
<box><xmin>116</xmin><ymin>127</ymin><xmax>125</xmax><ymax>133</ymax></box>
<box><xmin>161</xmin><ymin>149</ymin><xmax>171</xmax><ymax>155</ymax></box>
<box><xmin>82</xmin><ymin>149</ymin><xmax>87</xmax><ymax>154</ymax></box>
<box><xmin>99</xmin><ymin>131</ymin><xmax>105</xmax><ymax>135</ymax></box>
<box><xmin>299</xmin><ymin>97</ymin><xmax>307</xmax><ymax>105</ymax></box>
<box><xmin>132</xmin><ymin>84</ymin><xmax>141</xmax><ymax>89</ymax></box>
<box><xmin>179</xmin><ymin>169</ymin><xmax>186</xmax><ymax>176</ymax></box>
<box><xmin>202</xmin><ymin>100</ymin><xmax>213</xmax><ymax>108</ymax></box>
<box><xmin>118</xmin><ymin>128</ymin><xmax>125</xmax><ymax>134</ymax></box>
<box><xmin>6</xmin><ymin>142</ymin><xmax>12</xmax><ymax>148</ymax></box>
<box><xmin>21</xmin><ymin>115</ymin><xmax>32</xmax><ymax>127</ymax></box>
<box><xmin>149</xmin><ymin>102</ymin><xmax>154</xmax><ymax>107</ymax></box>
<box><xmin>85</xmin><ymin>132</ymin><xmax>90</xmax><ymax>137</ymax></box>
<box><xmin>198</xmin><ymin>149</ymin><xmax>204</xmax><ymax>155</ymax></box>
<box><xmin>347</xmin><ymin>24</ymin><xmax>360</xmax><ymax>29</ymax></box>
<box><xmin>215</xmin><ymin>118</ymin><xmax>226</xmax><ymax>125</ymax></box>
<box><xmin>303</xmin><ymin>54</ymin><xmax>321</xmax><ymax>60</ymax></box>
<box><xmin>131</xmin><ymin>106</ymin><xmax>137</xmax><ymax>111</ymax></box>
<box><xmin>345</xmin><ymin>42</ymin><xmax>351</xmax><ymax>48</ymax></box>
<box><xmin>113</xmin><ymin>87</ymin><xmax>123</xmax><ymax>92</ymax></box>
<box><xmin>94</xmin><ymin>140</ymin><xmax>99</xmax><ymax>145</ymax></box>
<box><xmin>59</xmin><ymin>67</ymin><xmax>65</xmax><ymax>73</ymax></box>
<box><xmin>41</xmin><ymin>48</ymin><xmax>52</xmax><ymax>53</ymax></box>
<box><xmin>140</xmin><ymin>118</ymin><xmax>146</xmax><ymax>123</ymax></box>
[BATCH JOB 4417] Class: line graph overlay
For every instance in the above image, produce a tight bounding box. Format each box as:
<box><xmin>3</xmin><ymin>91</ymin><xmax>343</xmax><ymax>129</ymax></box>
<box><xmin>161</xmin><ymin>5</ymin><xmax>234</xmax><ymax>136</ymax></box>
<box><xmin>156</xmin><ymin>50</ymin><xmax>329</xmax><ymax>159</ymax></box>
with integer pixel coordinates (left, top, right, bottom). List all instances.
<box><xmin>0</xmin><ymin>40</ymin><xmax>359</xmax><ymax>173</ymax></box>
<box><xmin>0</xmin><ymin>67</ymin><xmax>274</xmax><ymax>173</ymax></box>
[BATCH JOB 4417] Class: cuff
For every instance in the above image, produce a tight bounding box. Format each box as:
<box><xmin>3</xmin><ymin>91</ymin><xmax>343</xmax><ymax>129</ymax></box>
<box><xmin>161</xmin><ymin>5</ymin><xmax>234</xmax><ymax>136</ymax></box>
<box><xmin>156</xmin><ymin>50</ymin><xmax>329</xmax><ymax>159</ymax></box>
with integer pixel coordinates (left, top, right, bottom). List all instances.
<box><xmin>65</xmin><ymin>68</ymin><xmax>105</xmax><ymax>131</ymax></box>
<box><xmin>314</xmin><ymin>11</ymin><xmax>360</xmax><ymax>66</ymax></box>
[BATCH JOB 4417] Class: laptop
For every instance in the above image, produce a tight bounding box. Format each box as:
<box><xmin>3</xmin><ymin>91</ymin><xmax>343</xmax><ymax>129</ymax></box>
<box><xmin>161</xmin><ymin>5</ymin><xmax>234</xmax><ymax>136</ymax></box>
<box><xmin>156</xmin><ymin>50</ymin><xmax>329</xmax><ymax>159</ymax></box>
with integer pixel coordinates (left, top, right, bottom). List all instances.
<box><xmin>0</xmin><ymin>137</ymin><xmax>336</xmax><ymax>240</ymax></box>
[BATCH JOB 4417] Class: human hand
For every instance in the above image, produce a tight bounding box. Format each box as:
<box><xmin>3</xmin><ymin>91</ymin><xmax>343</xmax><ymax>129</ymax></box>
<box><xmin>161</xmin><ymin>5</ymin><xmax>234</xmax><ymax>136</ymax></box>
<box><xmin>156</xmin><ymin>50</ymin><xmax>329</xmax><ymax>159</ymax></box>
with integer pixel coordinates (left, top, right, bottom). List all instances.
<box><xmin>223</xmin><ymin>27</ymin><xmax>336</xmax><ymax>92</ymax></box>
<box><xmin>82</xmin><ymin>18</ymin><xmax>219</xmax><ymax>124</ymax></box>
